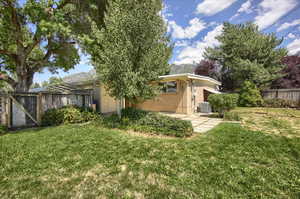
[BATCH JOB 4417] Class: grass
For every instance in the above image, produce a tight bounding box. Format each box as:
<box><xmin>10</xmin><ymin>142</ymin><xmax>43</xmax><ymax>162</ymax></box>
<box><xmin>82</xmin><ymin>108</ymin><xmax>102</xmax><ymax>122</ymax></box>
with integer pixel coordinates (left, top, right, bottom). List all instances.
<box><xmin>1</xmin><ymin>122</ymin><xmax>300</xmax><ymax>198</ymax></box>
<box><xmin>231</xmin><ymin>107</ymin><xmax>300</xmax><ymax>137</ymax></box>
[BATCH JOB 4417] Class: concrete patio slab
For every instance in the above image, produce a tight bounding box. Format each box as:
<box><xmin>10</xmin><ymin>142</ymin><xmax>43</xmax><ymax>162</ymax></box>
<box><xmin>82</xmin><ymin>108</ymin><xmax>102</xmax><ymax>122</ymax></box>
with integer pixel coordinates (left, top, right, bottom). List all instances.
<box><xmin>160</xmin><ymin>112</ymin><xmax>223</xmax><ymax>133</ymax></box>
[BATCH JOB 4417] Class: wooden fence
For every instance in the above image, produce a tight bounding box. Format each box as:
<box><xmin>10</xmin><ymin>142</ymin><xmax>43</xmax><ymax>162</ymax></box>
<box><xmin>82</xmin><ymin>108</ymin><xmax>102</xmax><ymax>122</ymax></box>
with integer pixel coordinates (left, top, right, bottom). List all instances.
<box><xmin>262</xmin><ymin>89</ymin><xmax>300</xmax><ymax>103</ymax></box>
<box><xmin>0</xmin><ymin>92</ymin><xmax>92</xmax><ymax>128</ymax></box>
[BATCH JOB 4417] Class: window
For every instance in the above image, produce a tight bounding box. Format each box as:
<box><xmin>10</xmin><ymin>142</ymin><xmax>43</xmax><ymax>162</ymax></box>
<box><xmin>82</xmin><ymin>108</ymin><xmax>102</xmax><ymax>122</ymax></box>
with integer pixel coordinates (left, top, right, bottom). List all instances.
<box><xmin>160</xmin><ymin>81</ymin><xmax>177</xmax><ymax>93</ymax></box>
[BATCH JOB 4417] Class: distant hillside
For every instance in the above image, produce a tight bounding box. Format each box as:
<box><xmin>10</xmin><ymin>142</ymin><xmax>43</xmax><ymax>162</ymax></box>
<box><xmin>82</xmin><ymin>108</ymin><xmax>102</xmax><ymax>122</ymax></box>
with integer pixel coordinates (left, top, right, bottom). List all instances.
<box><xmin>63</xmin><ymin>69</ymin><xmax>96</xmax><ymax>83</ymax></box>
<box><xmin>170</xmin><ymin>64</ymin><xmax>197</xmax><ymax>74</ymax></box>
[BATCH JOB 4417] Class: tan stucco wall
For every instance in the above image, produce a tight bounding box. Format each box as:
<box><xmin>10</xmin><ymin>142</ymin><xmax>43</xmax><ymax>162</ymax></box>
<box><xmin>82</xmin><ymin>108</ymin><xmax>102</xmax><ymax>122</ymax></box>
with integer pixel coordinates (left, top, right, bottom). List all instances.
<box><xmin>135</xmin><ymin>80</ymin><xmax>193</xmax><ymax>114</ymax></box>
<box><xmin>136</xmin><ymin>79</ymin><xmax>218</xmax><ymax>114</ymax></box>
<box><xmin>100</xmin><ymin>84</ymin><xmax>118</xmax><ymax>114</ymax></box>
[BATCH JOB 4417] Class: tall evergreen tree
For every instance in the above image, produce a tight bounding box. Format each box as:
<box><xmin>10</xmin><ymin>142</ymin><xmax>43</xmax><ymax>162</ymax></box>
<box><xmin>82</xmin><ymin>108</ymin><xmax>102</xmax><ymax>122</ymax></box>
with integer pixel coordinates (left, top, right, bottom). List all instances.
<box><xmin>85</xmin><ymin>0</ymin><xmax>172</xmax><ymax>103</ymax></box>
<box><xmin>205</xmin><ymin>22</ymin><xmax>287</xmax><ymax>91</ymax></box>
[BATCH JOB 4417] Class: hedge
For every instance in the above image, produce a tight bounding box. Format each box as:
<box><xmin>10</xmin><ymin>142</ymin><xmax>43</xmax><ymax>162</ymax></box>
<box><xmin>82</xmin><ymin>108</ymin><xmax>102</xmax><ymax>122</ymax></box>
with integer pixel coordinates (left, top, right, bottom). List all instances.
<box><xmin>101</xmin><ymin>108</ymin><xmax>193</xmax><ymax>138</ymax></box>
<box><xmin>263</xmin><ymin>98</ymin><xmax>299</xmax><ymax>108</ymax></box>
<box><xmin>41</xmin><ymin>106</ymin><xmax>101</xmax><ymax>126</ymax></box>
<box><xmin>208</xmin><ymin>94</ymin><xmax>239</xmax><ymax>117</ymax></box>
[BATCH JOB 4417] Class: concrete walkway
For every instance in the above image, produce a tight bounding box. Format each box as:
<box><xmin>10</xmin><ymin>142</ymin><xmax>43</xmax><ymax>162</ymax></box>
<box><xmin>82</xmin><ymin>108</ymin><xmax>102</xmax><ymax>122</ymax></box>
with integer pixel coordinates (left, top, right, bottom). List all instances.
<box><xmin>160</xmin><ymin>112</ymin><xmax>223</xmax><ymax>133</ymax></box>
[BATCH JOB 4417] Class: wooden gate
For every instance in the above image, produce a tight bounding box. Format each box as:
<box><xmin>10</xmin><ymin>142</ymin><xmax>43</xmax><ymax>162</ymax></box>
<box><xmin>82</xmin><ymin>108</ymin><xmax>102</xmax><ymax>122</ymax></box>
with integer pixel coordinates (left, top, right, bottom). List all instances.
<box><xmin>11</xmin><ymin>94</ymin><xmax>38</xmax><ymax>127</ymax></box>
<box><xmin>0</xmin><ymin>92</ymin><xmax>92</xmax><ymax>128</ymax></box>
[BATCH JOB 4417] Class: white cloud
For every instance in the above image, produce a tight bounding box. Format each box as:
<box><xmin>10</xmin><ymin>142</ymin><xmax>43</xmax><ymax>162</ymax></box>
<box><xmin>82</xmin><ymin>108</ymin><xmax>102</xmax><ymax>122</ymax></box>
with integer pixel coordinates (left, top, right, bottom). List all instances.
<box><xmin>287</xmin><ymin>33</ymin><xmax>296</xmax><ymax>39</ymax></box>
<box><xmin>277</xmin><ymin>18</ymin><xmax>300</xmax><ymax>32</ymax></box>
<box><xmin>254</xmin><ymin>0</ymin><xmax>298</xmax><ymax>30</ymax></box>
<box><xmin>174</xmin><ymin>25</ymin><xmax>223</xmax><ymax>64</ymax></box>
<box><xmin>196</xmin><ymin>0</ymin><xmax>237</xmax><ymax>16</ymax></box>
<box><xmin>169</xmin><ymin>18</ymin><xmax>206</xmax><ymax>39</ymax></box>
<box><xmin>175</xmin><ymin>40</ymin><xmax>189</xmax><ymax>47</ymax></box>
<box><xmin>238</xmin><ymin>0</ymin><xmax>252</xmax><ymax>13</ymax></box>
<box><xmin>287</xmin><ymin>38</ymin><xmax>300</xmax><ymax>55</ymax></box>
<box><xmin>230</xmin><ymin>0</ymin><xmax>253</xmax><ymax>20</ymax></box>
<box><xmin>160</xmin><ymin>2</ymin><xmax>172</xmax><ymax>32</ymax></box>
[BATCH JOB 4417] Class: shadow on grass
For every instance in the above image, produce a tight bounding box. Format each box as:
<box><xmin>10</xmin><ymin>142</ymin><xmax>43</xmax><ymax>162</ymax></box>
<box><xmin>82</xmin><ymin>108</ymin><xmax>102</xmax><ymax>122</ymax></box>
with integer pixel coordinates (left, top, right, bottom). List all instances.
<box><xmin>1</xmin><ymin>126</ymin><xmax>57</xmax><ymax>137</ymax></box>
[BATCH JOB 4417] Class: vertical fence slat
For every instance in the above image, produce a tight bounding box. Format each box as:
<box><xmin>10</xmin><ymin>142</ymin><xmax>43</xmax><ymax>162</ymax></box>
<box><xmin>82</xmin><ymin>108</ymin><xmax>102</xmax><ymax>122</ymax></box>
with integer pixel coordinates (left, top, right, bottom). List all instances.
<box><xmin>262</xmin><ymin>89</ymin><xmax>300</xmax><ymax>104</ymax></box>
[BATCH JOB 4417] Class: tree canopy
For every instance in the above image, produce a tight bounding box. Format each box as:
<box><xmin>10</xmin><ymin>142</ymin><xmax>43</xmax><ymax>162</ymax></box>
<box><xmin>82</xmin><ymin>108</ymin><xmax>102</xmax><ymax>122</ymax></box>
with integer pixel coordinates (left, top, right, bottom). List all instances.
<box><xmin>271</xmin><ymin>56</ymin><xmax>300</xmax><ymax>89</ymax></box>
<box><xmin>0</xmin><ymin>0</ymin><xmax>107</xmax><ymax>92</ymax></box>
<box><xmin>85</xmin><ymin>0</ymin><xmax>172</xmax><ymax>104</ymax></box>
<box><xmin>205</xmin><ymin>22</ymin><xmax>287</xmax><ymax>91</ymax></box>
<box><xmin>194</xmin><ymin>60</ymin><xmax>220</xmax><ymax>81</ymax></box>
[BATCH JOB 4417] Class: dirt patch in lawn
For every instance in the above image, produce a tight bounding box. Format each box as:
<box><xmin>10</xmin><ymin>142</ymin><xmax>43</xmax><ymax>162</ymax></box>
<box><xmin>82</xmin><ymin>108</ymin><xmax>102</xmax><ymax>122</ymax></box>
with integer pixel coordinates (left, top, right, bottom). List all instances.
<box><xmin>232</xmin><ymin>108</ymin><xmax>300</xmax><ymax>138</ymax></box>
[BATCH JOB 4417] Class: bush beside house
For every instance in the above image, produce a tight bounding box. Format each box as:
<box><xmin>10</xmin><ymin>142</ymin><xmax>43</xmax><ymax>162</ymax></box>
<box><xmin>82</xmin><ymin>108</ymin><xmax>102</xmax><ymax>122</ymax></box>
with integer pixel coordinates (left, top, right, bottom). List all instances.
<box><xmin>41</xmin><ymin>106</ymin><xmax>193</xmax><ymax>138</ymax></box>
<box><xmin>0</xmin><ymin>125</ymin><xmax>8</xmax><ymax>134</ymax></box>
<box><xmin>41</xmin><ymin>106</ymin><xmax>101</xmax><ymax>126</ymax></box>
<box><xmin>101</xmin><ymin>108</ymin><xmax>193</xmax><ymax>138</ymax></box>
<box><xmin>208</xmin><ymin>94</ymin><xmax>239</xmax><ymax>117</ymax></box>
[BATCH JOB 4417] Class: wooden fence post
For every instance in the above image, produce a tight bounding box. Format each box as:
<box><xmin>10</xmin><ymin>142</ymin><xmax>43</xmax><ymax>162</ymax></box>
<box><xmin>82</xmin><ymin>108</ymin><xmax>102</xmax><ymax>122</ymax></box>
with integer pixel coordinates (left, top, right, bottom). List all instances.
<box><xmin>36</xmin><ymin>93</ymin><xmax>43</xmax><ymax>126</ymax></box>
<box><xmin>6</xmin><ymin>97</ymin><xmax>11</xmax><ymax>128</ymax></box>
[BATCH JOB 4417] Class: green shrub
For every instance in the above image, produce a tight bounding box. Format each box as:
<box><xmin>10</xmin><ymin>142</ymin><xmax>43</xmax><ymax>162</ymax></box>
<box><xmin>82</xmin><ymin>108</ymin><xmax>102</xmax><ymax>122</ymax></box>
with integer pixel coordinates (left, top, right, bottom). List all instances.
<box><xmin>121</xmin><ymin>107</ymin><xmax>147</xmax><ymax>120</ymax></box>
<box><xmin>42</xmin><ymin>106</ymin><xmax>101</xmax><ymax>126</ymax></box>
<box><xmin>0</xmin><ymin>125</ymin><xmax>8</xmax><ymax>134</ymax></box>
<box><xmin>263</xmin><ymin>98</ymin><xmax>299</xmax><ymax>108</ymax></box>
<box><xmin>224</xmin><ymin>112</ymin><xmax>241</xmax><ymax>121</ymax></box>
<box><xmin>101</xmin><ymin>114</ymin><xmax>123</xmax><ymax>129</ymax></box>
<box><xmin>208</xmin><ymin>94</ymin><xmax>239</xmax><ymax>117</ymax></box>
<box><xmin>133</xmin><ymin>112</ymin><xmax>193</xmax><ymax>137</ymax></box>
<box><xmin>239</xmin><ymin>81</ymin><xmax>263</xmax><ymax>107</ymax></box>
<box><xmin>100</xmin><ymin>108</ymin><xmax>193</xmax><ymax>137</ymax></box>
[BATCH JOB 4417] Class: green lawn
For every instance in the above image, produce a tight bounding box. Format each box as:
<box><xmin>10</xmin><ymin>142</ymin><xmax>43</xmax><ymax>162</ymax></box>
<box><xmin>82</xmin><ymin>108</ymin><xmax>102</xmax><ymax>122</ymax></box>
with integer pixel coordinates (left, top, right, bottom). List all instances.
<box><xmin>1</xmin><ymin>118</ymin><xmax>300</xmax><ymax>198</ymax></box>
<box><xmin>232</xmin><ymin>107</ymin><xmax>300</xmax><ymax>137</ymax></box>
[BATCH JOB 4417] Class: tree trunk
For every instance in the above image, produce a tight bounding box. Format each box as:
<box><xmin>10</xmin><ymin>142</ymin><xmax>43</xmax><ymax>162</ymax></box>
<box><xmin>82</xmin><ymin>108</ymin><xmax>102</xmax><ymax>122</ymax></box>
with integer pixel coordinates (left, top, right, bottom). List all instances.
<box><xmin>14</xmin><ymin>73</ymin><xmax>34</xmax><ymax>92</ymax></box>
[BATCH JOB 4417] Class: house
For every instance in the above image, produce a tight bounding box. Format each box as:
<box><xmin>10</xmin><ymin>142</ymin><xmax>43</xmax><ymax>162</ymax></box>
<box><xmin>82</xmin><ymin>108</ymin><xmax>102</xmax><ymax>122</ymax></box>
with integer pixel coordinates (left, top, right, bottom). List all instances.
<box><xmin>36</xmin><ymin>72</ymin><xmax>221</xmax><ymax>115</ymax></box>
<box><xmin>134</xmin><ymin>73</ymin><xmax>221</xmax><ymax>114</ymax></box>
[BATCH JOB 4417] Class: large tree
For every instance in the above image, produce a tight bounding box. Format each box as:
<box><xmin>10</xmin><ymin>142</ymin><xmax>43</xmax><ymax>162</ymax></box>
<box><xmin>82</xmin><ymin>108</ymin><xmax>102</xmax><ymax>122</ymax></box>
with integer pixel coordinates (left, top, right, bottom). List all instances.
<box><xmin>85</xmin><ymin>0</ymin><xmax>172</xmax><ymax>104</ymax></box>
<box><xmin>205</xmin><ymin>22</ymin><xmax>287</xmax><ymax>91</ymax></box>
<box><xmin>0</xmin><ymin>0</ymin><xmax>107</xmax><ymax>92</ymax></box>
<box><xmin>271</xmin><ymin>56</ymin><xmax>300</xmax><ymax>89</ymax></box>
<box><xmin>194</xmin><ymin>59</ymin><xmax>221</xmax><ymax>81</ymax></box>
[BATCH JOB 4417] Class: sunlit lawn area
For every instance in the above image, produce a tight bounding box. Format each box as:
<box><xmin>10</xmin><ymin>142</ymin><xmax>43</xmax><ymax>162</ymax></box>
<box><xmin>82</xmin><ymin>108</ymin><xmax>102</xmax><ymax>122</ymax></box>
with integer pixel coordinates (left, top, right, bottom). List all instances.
<box><xmin>232</xmin><ymin>107</ymin><xmax>300</xmax><ymax>137</ymax></box>
<box><xmin>1</xmin><ymin>108</ymin><xmax>300</xmax><ymax>198</ymax></box>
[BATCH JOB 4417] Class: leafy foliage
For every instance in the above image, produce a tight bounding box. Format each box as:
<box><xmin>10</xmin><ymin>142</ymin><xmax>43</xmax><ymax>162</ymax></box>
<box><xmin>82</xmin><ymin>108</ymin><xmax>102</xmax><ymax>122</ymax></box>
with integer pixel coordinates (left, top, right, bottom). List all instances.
<box><xmin>101</xmin><ymin>108</ymin><xmax>193</xmax><ymax>137</ymax></box>
<box><xmin>85</xmin><ymin>0</ymin><xmax>172</xmax><ymax>103</ymax></box>
<box><xmin>224</xmin><ymin>112</ymin><xmax>241</xmax><ymax>121</ymax></box>
<box><xmin>41</xmin><ymin>77</ymin><xmax>63</xmax><ymax>88</ymax></box>
<box><xmin>205</xmin><ymin>22</ymin><xmax>287</xmax><ymax>91</ymax></box>
<box><xmin>0</xmin><ymin>124</ymin><xmax>8</xmax><ymax>134</ymax></box>
<box><xmin>194</xmin><ymin>60</ymin><xmax>220</xmax><ymax>80</ymax></box>
<box><xmin>41</xmin><ymin>106</ymin><xmax>100</xmax><ymax>126</ymax></box>
<box><xmin>208</xmin><ymin>94</ymin><xmax>239</xmax><ymax>117</ymax></box>
<box><xmin>0</xmin><ymin>0</ymin><xmax>107</xmax><ymax>91</ymax></box>
<box><xmin>271</xmin><ymin>56</ymin><xmax>300</xmax><ymax>89</ymax></box>
<box><xmin>263</xmin><ymin>98</ymin><xmax>299</xmax><ymax>108</ymax></box>
<box><xmin>30</xmin><ymin>82</ymin><xmax>41</xmax><ymax>89</ymax></box>
<box><xmin>239</xmin><ymin>81</ymin><xmax>263</xmax><ymax>107</ymax></box>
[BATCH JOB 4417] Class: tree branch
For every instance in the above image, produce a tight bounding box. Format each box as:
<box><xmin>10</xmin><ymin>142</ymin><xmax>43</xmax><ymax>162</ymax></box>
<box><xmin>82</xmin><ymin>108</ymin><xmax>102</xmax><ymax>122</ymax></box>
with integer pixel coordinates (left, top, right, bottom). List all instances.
<box><xmin>0</xmin><ymin>73</ymin><xmax>17</xmax><ymax>87</ymax></box>
<box><xmin>25</xmin><ymin>32</ymin><xmax>41</xmax><ymax>57</ymax></box>
<box><xmin>0</xmin><ymin>49</ymin><xmax>18</xmax><ymax>61</ymax></box>
<box><xmin>5</xmin><ymin>0</ymin><xmax>24</xmax><ymax>50</ymax></box>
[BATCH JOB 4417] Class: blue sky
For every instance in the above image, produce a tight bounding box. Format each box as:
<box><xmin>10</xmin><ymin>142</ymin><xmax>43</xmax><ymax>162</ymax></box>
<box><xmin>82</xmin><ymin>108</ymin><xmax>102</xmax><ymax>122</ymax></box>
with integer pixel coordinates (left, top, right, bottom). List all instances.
<box><xmin>34</xmin><ymin>0</ymin><xmax>300</xmax><ymax>83</ymax></box>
